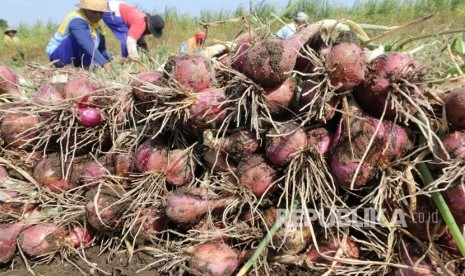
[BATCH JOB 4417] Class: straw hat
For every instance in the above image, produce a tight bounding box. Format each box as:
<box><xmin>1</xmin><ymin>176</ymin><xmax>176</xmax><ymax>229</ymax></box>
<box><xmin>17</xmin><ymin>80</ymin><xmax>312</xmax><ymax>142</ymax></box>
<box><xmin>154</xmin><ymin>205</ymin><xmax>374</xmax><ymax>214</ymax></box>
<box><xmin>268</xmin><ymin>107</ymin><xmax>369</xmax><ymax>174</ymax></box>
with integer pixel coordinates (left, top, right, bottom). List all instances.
<box><xmin>3</xmin><ymin>26</ymin><xmax>17</xmax><ymax>35</ymax></box>
<box><xmin>76</xmin><ymin>0</ymin><xmax>109</xmax><ymax>12</ymax></box>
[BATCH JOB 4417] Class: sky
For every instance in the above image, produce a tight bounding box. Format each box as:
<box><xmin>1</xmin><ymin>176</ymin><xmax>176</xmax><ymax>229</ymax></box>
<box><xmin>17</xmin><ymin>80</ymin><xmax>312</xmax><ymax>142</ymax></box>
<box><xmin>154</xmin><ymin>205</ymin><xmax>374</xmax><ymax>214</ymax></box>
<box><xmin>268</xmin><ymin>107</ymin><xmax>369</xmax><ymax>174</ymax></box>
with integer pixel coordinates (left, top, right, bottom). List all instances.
<box><xmin>0</xmin><ymin>0</ymin><xmax>356</xmax><ymax>27</ymax></box>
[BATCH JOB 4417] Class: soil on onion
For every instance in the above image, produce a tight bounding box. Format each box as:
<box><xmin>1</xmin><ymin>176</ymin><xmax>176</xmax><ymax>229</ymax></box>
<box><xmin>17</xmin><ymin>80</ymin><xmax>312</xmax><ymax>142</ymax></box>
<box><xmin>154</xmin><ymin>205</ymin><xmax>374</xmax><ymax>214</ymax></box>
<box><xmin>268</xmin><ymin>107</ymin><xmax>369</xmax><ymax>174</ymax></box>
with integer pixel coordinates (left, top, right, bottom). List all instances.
<box><xmin>248</xmin><ymin>39</ymin><xmax>286</xmax><ymax>84</ymax></box>
<box><xmin>334</xmin><ymin>30</ymin><xmax>359</xmax><ymax>45</ymax></box>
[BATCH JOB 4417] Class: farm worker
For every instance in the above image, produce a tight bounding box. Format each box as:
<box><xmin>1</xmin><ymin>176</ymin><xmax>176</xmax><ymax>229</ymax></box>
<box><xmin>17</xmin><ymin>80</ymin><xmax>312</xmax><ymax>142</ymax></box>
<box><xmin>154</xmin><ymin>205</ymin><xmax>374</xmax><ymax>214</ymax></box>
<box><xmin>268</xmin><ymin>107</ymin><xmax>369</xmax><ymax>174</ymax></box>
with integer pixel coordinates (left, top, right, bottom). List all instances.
<box><xmin>180</xmin><ymin>32</ymin><xmax>206</xmax><ymax>54</ymax></box>
<box><xmin>276</xmin><ymin>12</ymin><xmax>309</xmax><ymax>39</ymax></box>
<box><xmin>102</xmin><ymin>1</ymin><xmax>165</xmax><ymax>59</ymax></box>
<box><xmin>3</xmin><ymin>27</ymin><xmax>19</xmax><ymax>44</ymax></box>
<box><xmin>3</xmin><ymin>26</ymin><xmax>25</xmax><ymax>64</ymax></box>
<box><xmin>46</xmin><ymin>0</ymin><xmax>112</xmax><ymax>69</ymax></box>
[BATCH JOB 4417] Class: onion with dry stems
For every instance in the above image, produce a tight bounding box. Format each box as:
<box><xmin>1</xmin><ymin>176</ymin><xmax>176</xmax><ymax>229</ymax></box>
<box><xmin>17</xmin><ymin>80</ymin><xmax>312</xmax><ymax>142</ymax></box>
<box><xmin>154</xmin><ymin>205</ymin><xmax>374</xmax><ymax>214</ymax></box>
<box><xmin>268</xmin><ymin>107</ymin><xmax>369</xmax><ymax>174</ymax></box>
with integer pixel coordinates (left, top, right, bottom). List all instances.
<box><xmin>326</xmin><ymin>32</ymin><xmax>367</xmax><ymax>93</ymax></box>
<box><xmin>80</xmin><ymin>155</ymin><xmax>114</xmax><ymax>189</ymax></box>
<box><xmin>244</xmin><ymin>37</ymin><xmax>301</xmax><ymax>87</ymax></box>
<box><xmin>395</xmin><ymin>242</ymin><xmax>455</xmax><ymax>275</ymax></box>
<box><xmin>164</xmin><ymin>54</ymin><xmax>215</xmax><ymax>92</ymax></box>
<box><xmin>439</xmin><ymin>131</ymin><xmax>465</xmax><ymax>160</ymax></box>
<box><xmin>203</xmin><ymin>129</ymin><xmax>260</xmax><ymax>161</ymax></box>
<box><xmin>33</xmin><ymin>155</ymin><xmax>80</xmax><ymax>193</ymax></box>
<box><xmin>273</xmin><ymin>234</ymin><xmax>360</xmax><ymax>269</ymax></box>
<box><xmin>202</xmin><ymin>148</ymin><xmax>237</xmax><ymax>172</ymax></box>
<box><xmin>32</xmin><ymin>84</ymin><xmax>64</xmax><ymax>106</ymax></box>
<box><xmin>64</xmin><ymin>77</ymin><xmax>98</xmax><ymax>103</ymax></box>
<box><xmin>1</xmin><ymin>113</ymin><xmax>39</xmax><ymax>149</ymax></box>
<box><xmin>131</xmin><ymin>71</ymin><xmax>165</xmax><ymax>102</ymax></box>
<box><xmin>231</xmin><ymin>35</ymin><xmax>250</xmax><ymax>73</ymax></box>
<box><xmin>68</xmin><ymin>226</ymin><xmax>92</xmax><ymax>248</ymax></box>
<box><xmin>354</xmin><ymin>51</ymin><xmax>419</xmax><ymax>119</ymax></box>
<box><xmin>187</xmin><ymin>243</ymin><xmax>241</xmax><ymax>276</ymax></box>
<box><xmin>299</xmin><ymin>79</ymin><xmax>340</xmax><ymax>122</ymax></box>
<box><xmin>304</xmin><ymin>235</ymin><xmax>360</xmax><ymax>267</ymax></box>
<box><xmin>76</xmin><ymin>104</ymin><xmax>102</xmax><ymax>127</ymax></box>
<box><xmin>443</xmin><ymin>183</ymin><xmax>465</xmax><ymax>226</ymax></box>
<box><xmin>0</xmin><ymin>64</ymin><xmax>20</xmax><ymax>96</ymax></box>
<box><xmin>306</xmin><ymin>127</ymin><xmax>334</xmax><ymax>156</ymax></box>
<box><xmin>165</xmin><ymin>187</ymin><xmax>235</xmax><ymax>224</ymax></box>
<box><xmin>114</xmin><ymin>153</ymin><xmax>135</xmax><ymax>177</ymax></box>
<box><xmin>18</xmin><ymin>223</ymin><xmax>67</xmax><ymax>257</ymax></box>
<box><xmin>164</xmin><ymin>148</ymin><xmax>195</xmax><ymax>186</ymax></box>
<box><xmin>236</xmin><ymin>154</ymin><xmax>278</xmax><ymax>197</ymax></box>
<box><xmin>134</xmin><ymin>140</ymin><xmax>168</xmax><ymax>173</ymax></box>
<box><xmin>329</xmin><ymin>112</ymin><xmax>412</xmax><ymax>189</ymax></box>
<box><xmin>263</xmin><ymin>207</ymin><xmax>311</xmax><ymax>255</ymax></box>
<box><xmin>265</xmin><ymin>122</ymin><xmax>307</xmax><ymax>167</ymax></box>
<box><xmin>0</xmin><ymin>220</ymin><xmax>28</xmax><ymax>263</ymax></box>
<box><xmin>188</xmin><ymin>87</ymin><xmax>227</xmax><ymax>129</ymax></box>
<box><xmin>263</xmin><ymin>77</ymin><xmax>297</xmax><ymax>115</ymax></box>
<box><xmin>85</xmin><ymin>188</ymin><xmax>126</xmax><ymax>232</ymax></box>
<box><xmin>444</xmin><ymin>87</ymin><xmax>465</xmax><ymax>130</ymax></box>
<box><xmin>132</xmin><ymin>209</ymin><xmax>166</xmax><ymax>241</ymax></box>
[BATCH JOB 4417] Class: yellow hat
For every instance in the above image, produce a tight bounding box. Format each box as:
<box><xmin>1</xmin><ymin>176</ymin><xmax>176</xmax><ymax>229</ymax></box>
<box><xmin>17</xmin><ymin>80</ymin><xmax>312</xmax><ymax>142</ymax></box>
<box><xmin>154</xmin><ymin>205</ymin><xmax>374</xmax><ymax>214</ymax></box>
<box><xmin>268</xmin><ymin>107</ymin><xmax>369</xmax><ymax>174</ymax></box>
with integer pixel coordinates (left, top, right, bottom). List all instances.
<box><xmin>76</xmin><ymin>0</ymin><xmax>109</xmax><ymax>12</ymax></box>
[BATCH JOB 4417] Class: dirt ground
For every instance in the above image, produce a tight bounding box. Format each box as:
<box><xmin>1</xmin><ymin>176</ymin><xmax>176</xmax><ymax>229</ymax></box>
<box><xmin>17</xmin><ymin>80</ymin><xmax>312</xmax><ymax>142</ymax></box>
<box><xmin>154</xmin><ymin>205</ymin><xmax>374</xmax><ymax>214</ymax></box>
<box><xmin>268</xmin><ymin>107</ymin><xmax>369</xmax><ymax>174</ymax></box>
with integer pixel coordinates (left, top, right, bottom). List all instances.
<box><xmin>0</xmin><ymin>246</ymin><xmax>160</xmax><ymax>276</ymax></box>
<box><xmin>0</xmin><ymin>246</ymin><xmax>316</xmax><ymax>276</ymax></box>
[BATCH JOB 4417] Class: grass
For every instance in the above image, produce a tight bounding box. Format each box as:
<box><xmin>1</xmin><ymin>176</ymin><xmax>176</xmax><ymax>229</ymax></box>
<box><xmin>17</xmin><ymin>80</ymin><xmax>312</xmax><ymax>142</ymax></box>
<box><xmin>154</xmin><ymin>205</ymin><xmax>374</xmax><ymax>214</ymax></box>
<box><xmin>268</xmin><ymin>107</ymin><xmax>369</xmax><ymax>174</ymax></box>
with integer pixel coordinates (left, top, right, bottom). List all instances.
<box><xmin>1</xmin><ymin>0</ymin><xmax>465</xmax><ymax>69</ymax></box>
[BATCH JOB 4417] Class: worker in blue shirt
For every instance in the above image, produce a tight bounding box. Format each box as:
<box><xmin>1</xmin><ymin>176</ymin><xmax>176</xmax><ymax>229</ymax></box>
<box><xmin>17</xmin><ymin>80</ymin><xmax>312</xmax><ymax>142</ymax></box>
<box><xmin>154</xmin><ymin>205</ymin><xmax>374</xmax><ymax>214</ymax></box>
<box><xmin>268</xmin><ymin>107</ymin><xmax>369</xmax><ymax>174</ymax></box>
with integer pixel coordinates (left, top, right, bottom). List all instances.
<box><xmin>276</xmin><ymin>12</ymin><xmax>309</xmax><ymax>39</ymax></box>
<box><xmin>46</xmin><ymin>0</ymin><xmax>112</xmax><ymax>69</ymax></box>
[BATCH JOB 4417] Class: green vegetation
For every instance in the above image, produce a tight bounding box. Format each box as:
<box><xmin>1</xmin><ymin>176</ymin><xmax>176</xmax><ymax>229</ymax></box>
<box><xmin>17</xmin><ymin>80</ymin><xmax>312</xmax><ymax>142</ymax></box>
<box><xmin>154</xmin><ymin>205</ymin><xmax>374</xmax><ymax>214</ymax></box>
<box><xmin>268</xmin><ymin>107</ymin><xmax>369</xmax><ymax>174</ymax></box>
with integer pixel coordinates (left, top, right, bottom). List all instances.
<box><xmin>1</xmin><ymin>0</ymin><xmax>465</xmax><ymax>68</ymax></box>
<box><xmin>0</xmin><ymin>19</ymin><xmax>7</xmax><ymax>29</ymax></box>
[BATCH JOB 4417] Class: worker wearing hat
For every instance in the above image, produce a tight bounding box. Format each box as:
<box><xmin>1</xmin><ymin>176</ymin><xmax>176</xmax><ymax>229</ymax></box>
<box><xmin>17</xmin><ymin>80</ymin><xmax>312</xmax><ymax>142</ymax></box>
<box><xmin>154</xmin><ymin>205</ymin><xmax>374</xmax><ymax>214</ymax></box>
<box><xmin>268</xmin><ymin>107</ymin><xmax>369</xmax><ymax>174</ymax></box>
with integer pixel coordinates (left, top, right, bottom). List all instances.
<box><xmin>102</xmin><ymin>1</ymin><xmax>165</xmax><ymax>59</ymax></box>
<box><xmin>276</xmin><ymin>12</ymin><xmax>309</xmax><ymax>39</ymax></box>
<box><xmin>3</xmin><ymin>27</ymin><xmax>19</xmax><ymax>44</ymax></box>
<box><xmin>46</xmin><ymin>0</ymin><xmax>112</xmax><ymax>69</ymax></box>
<box><xmin>180</xmin><ymin>32</ymin><xmax>206</xmax><ymax>54</ymax></box>
<box><xmin>4</xmin><ymin>26</ymin><xmax>25</xmax><ymax>64</ymax></box>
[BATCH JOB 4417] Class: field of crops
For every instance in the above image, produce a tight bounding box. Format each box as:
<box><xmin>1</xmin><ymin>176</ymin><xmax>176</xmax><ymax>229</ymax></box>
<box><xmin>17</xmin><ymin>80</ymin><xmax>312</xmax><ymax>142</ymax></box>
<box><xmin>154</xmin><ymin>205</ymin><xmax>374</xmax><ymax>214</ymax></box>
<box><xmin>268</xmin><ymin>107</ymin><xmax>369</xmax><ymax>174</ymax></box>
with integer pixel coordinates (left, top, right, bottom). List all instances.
<box><xmin>2</xmin><ymin>0</ymin><xmax>465</xmax><ymax>275</ymax></box>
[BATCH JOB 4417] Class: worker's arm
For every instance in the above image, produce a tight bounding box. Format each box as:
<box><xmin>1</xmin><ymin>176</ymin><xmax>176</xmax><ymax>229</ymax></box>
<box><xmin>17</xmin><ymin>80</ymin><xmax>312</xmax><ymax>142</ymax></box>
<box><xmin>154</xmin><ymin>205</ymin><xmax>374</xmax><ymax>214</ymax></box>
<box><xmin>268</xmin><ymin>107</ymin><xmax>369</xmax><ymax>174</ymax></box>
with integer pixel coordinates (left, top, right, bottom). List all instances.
<box><xmin>126</xmin><ymin>24</ymin><xmax>146</xmax><ymax>59</ymax></box>
<box><xmin>98</xmin><ymin>35</ymin><xmax>112</xmax><ymax>61</ymax></box>
<box><xmin>126</xmin><ymin>36</ymin><xmax>139</xmax><ymax>58</ymax></box>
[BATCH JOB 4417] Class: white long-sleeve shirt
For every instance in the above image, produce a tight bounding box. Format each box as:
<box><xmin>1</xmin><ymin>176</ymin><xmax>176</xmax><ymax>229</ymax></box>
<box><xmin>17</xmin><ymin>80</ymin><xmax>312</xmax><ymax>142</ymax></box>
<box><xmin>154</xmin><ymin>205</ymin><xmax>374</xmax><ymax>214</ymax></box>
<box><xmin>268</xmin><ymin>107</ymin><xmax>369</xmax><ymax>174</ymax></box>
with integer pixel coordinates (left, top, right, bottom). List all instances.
<box><xmin>276</xmin><ymin>22</ymin><xmax>297</xmax><ymax>39</ymax></box>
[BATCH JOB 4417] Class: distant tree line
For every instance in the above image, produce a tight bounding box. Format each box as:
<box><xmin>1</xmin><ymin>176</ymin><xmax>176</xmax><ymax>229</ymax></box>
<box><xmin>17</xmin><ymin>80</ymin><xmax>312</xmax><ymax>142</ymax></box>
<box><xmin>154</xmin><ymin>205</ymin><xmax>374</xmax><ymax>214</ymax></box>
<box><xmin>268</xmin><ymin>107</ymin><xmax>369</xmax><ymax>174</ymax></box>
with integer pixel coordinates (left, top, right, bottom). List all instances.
<box><xmin>0</xmin><ymin>19</ymin><xmax>8</xmax><ymax>29</ymax></box>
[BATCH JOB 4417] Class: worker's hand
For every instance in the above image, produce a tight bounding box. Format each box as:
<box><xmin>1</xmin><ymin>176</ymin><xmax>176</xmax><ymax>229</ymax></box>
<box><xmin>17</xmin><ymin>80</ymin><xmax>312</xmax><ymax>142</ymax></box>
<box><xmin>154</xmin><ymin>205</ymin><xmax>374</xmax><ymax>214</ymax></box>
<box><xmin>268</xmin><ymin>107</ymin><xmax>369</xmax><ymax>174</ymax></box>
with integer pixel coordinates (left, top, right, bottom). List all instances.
<box><xmin>119</xmin><ymin>57</ymin><xmax>129</xmax><ymax>64</ymax></box>
<box><xmin>103</xmin><ymin>63</ymin><xmax>112</xmax><ymax>71</ymax></box>
<box><xmin>128</xmin><ymin>56</ymin><xmax>142</xmax><ymax>63</ymax></box>
<box><xmin>111</xmin><ymin>57</ymin><xmax>127</xmax><ymax>64</ymax></box>
<box><xmin>128</xmin><ymin>57</ymin><xmax>149</xmax><ymax>71</ymax></box>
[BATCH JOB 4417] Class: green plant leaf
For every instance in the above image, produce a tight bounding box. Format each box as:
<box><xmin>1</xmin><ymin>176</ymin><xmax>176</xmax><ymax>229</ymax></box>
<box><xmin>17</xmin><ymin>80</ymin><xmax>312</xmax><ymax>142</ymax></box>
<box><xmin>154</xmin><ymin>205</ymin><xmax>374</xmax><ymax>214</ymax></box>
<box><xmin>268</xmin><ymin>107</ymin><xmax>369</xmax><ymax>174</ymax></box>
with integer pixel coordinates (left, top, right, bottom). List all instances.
<box><xmin>444</xmin><ymin>63</ymin><xmax>465</xmax><ymax>76</ymax></box>
<box><xmin>451</xmin><ymin>38</ymin><xmax>465</xmax><ymax>55</ymax></box>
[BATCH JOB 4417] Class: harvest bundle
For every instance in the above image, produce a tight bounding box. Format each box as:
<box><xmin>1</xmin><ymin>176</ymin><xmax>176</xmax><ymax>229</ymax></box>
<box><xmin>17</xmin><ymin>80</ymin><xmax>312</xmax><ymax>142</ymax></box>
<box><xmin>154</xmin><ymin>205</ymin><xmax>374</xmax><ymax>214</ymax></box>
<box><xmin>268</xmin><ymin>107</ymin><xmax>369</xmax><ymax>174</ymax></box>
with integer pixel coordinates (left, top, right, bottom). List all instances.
<box><xmin>1</xmin><ymin>18</ymin><xmax>464</xmax><ymax>276</ymax></box>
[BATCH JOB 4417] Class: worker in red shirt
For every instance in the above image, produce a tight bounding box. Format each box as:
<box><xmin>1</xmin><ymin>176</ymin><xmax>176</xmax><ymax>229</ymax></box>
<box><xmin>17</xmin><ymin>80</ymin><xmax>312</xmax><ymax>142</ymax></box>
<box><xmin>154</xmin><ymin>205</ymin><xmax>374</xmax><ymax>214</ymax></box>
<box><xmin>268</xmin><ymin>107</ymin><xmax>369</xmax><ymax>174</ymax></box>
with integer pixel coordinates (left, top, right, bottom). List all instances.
<box><xmin>102</xmin><ymin>1</ymin><xmax>164</xmax><ymax>59</ymax></box>
<box><xmin>180</xmin><ymin>32</ymin><xmax>206</xmax><ymax>54</ymax></box>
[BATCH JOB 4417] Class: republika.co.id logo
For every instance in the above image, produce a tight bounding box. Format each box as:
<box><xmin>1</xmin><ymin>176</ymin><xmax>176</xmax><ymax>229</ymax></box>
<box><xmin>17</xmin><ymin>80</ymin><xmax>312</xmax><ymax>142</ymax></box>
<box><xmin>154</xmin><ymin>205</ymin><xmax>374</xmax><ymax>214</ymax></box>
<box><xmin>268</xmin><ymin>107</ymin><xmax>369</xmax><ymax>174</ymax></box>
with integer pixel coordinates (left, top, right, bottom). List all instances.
<box><xmin>276</xmin><ymin>208</ymin><xmax>440</xmax><ymax>229</ymax></box>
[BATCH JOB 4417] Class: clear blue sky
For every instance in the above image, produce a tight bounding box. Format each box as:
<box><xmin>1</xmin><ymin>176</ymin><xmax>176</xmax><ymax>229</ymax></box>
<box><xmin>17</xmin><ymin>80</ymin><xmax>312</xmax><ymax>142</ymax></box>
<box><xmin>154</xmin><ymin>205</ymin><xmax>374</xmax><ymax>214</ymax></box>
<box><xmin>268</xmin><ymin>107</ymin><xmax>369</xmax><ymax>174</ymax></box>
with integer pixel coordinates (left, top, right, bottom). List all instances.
<box><xmin>0</xmin><ymin>0</ymin><xmax>356</xmax><ymax>27</ymax></box>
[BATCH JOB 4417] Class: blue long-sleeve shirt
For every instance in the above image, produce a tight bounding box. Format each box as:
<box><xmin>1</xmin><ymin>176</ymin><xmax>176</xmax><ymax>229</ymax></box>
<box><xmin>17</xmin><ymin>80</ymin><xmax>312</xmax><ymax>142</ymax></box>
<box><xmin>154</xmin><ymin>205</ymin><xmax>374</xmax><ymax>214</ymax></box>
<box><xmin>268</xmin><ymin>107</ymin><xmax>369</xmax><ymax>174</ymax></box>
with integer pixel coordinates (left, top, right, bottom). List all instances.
<box><xmin>46</xmin><ymin>10</ymin><xmax>111</xmax><ymax>67</ymax></box>
<box><xmin>68</xmin><ymin>18</ymin><xmax>110</xmax><ymax>66</ymax></box>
